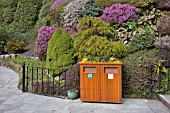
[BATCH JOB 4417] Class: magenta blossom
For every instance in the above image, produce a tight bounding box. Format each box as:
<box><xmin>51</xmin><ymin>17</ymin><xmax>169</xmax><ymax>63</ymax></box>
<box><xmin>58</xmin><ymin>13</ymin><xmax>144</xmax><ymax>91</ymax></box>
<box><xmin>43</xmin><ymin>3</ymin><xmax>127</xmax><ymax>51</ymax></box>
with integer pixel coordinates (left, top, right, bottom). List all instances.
<box><xmin>36</xmin><ymin>26</ymin><xmax>57</xmax><ymax>61</ymax></box>
<box><xmin>101</xmin><ymin>4</ymin><xmax>136</xmax><ymax>25</ymax></box>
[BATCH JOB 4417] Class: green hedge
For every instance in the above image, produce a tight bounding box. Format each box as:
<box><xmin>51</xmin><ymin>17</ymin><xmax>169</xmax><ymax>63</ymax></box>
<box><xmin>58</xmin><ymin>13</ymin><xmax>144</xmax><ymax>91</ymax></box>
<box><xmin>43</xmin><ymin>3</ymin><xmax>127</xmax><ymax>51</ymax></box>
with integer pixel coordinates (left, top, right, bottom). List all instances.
<box><xmin>12</xmin><ymin>0</ymin><xmax>42</xmax><ymax>33</ymax></box>
<box><xmin>122</xmin><ymin>49</ymin><xmax>160</xmax><ymax>98</ymax></box>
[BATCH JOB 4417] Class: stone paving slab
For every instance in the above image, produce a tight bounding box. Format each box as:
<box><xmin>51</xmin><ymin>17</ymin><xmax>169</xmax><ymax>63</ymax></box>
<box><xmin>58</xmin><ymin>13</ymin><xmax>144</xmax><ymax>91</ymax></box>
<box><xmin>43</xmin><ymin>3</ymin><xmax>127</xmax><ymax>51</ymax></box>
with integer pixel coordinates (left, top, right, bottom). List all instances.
<box><xmin>158</xmin><ymin>94</ymin><xmax>170</xmax><ymax>109</ymax></box>
<box><xmin>0</xmin><ymin>66</ymin><xmax>170</xmax><ymax>113</ymax></box>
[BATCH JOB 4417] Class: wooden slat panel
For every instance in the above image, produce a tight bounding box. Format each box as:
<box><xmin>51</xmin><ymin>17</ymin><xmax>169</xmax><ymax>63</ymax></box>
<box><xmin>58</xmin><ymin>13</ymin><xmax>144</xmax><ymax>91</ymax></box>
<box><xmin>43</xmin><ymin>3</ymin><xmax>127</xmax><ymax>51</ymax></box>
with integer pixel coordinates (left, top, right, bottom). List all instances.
<box><xmin>100</xmin><ymin>66</ymin><xmax>107</xmax><ymax>102</ymax></box>
<box><xmin>83</xmin><ymin>67</ymin><xmax>96</xmax><ymax>73</ymax></box>
<box><xmin>80</xmin><ymin>65</ymin><xmax>100</xmax><ymax>102</ymax></box>
<box><xmin>104</xmin><ymin>67</ymin><xmax>118</xmax><ymax>74</ymax></box>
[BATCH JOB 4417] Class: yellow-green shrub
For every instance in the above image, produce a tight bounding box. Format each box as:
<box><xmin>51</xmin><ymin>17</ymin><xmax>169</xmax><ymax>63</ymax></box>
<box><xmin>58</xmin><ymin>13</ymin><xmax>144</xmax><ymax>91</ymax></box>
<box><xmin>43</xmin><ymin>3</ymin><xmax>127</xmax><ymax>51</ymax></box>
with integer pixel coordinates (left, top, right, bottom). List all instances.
<box><xmin>4</xmin><ymin>40</ymin><xmax>25</xmax><ymax>54</ymax></box>
<box><xmin>109</xmin><ymin>41</ymin><xmax>128</xmax><ymax>58</ymax></box>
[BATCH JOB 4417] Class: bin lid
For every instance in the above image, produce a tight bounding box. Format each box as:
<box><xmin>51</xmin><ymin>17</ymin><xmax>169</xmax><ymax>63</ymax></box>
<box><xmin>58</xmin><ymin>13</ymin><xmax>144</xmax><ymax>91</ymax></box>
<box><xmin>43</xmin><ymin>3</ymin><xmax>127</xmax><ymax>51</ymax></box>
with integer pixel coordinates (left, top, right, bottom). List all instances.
<box><xmin>78</xmin><ymin>62</ymin><xmax>123</xmax><ymax>65</ymax></box>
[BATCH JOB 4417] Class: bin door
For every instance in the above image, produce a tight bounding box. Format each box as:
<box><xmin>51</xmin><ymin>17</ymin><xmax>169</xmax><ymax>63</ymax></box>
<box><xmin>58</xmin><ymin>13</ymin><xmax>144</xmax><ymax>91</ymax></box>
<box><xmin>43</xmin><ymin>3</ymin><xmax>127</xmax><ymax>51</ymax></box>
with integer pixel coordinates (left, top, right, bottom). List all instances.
<box><xmin>80</xmin><ymin>65</ymin><xmax>100</xmax><ymax>102</ymax></box>
<box><xmin>100</xmin><ymin>65</ymin><xmax>122</xmax><ymax>103</ymax></box>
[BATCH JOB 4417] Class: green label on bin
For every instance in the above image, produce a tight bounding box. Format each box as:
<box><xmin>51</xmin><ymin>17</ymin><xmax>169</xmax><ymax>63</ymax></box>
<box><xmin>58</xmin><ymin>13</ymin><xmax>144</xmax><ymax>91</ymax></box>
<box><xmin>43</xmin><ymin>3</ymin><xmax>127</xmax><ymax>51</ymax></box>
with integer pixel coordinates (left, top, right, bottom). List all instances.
<box><xmin>88</xmin><ymin>74</ymin><xmax>93</xmax><ymax>78</ymax></box>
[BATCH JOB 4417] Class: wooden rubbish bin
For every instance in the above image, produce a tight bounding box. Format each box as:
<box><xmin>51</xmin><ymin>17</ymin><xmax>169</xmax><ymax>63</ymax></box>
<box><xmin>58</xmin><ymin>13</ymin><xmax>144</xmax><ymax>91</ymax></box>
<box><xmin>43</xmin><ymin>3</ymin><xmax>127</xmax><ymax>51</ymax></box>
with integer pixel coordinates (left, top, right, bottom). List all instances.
<box><xmin>79</xmin><ymin>62</ymin><xmax>123</xmax><ymax>103</ymax></box>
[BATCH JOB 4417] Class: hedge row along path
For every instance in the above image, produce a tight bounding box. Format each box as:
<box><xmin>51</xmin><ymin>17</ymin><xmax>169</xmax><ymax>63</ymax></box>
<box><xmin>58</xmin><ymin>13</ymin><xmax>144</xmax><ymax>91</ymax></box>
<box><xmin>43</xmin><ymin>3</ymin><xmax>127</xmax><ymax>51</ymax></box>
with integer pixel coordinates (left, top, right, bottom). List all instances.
<box><xmin>0</xmin><ymin>66</ymin><xmax>169</xmax><ymax>113</ymax></box>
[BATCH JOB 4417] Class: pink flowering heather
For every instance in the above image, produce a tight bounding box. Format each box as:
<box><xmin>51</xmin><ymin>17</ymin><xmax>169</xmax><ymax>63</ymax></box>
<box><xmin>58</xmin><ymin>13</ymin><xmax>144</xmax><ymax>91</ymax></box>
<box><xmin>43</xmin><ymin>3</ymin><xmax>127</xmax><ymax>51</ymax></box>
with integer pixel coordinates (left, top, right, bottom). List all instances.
<box><xmin>62</xmin><ymin>27</ymin><xmax>75</xmax><ymax>36</ymax></box>
<box><xmin>36</xmin><ymin>26</ymin><xmax>57</xmax><ymax>61</ymax></box>
<box><xmin>101</xmin><ymin>4</ymin><xmax>136</xmax><ymax>25</ymax></box>
<box><xmin>50</xmin><ymin>0</ymin><xmax>72</xmax><ymax>10</ymax></box>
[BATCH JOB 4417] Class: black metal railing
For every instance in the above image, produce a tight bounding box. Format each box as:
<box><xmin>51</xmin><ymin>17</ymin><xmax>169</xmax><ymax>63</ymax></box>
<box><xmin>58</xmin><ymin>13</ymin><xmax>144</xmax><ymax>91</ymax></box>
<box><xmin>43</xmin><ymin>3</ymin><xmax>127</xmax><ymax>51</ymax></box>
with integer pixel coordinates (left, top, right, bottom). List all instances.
<box><xmin>21</xmin><ymin>62</ymin><xmax>79</xmax><ymax>98</ymax></box>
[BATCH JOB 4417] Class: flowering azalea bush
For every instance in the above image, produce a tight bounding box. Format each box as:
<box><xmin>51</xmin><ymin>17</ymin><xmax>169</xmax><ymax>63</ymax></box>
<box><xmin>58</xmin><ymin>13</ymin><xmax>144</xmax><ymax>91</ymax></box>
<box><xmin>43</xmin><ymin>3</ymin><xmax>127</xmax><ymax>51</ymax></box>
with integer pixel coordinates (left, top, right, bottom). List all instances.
<box><xmin>81</xmin><ymin>56</ymin><xmax>120</xmax><ymax>62</ymax></box>
<box><xmin>36</xmin><ymin>26</ymin><xmax>57</xmax><ymax>61</ymax></box>
<box><xmin>101</xmin><ymin>4</ymin><xmax>137</xmax><ymax>25</ymax></box>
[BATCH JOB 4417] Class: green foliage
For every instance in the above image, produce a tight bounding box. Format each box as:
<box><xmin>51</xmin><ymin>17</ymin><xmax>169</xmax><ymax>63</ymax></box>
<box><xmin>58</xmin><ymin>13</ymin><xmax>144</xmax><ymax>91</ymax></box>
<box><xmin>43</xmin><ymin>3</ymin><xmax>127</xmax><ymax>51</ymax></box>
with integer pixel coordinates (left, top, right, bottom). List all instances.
<box><xmin>122</xmin><ymin>49</ymin><xmax>159</xmax><ymax>98</ymax></box>
<box><xmin>76</xmin><ymin>17</ymin><xmax>114</xmax><ymax>40</ymax></box>
<box><xmin>1</xmin><ymin>0</ymin><xmax>18</xmax><ymax>8</ymax></box>
<box><xmin>140</xmin><ymin>8</ymin><xmax>162</xmax><ymax>27</ymax></box>
<box><xmin>94</xmin><ymin>0</ymin><xmax>128</xmax><ymax>9</ymax></box>
<box><xmin>112</xmin><ymin>23</ymin><xmax>138</xmax><ymax>44</ymax></box>
<box><xmin>35</xmin><ymin>16</ymin><xmax>53</xmax><ymax>30</ymax></box>
<box><xmin>74</xmin><ymin>35</ymin><xmax>128</xmax><ymax>59</ymax></box>
<box><xmin>74</xmin><ymin>17</ymin><xmax>117</xmax><ymax>60</ymax></box>
<box><xmin>111</xmin><ymin>7</ymin><xmax>161</xmax><ymax>44</ymax></box>
<box><xmin>0</xmin><ymin>23</ymin><xmax>10</xmax><ymax>54</ymax></box>
<box><xmin>12</xmin><ymin>0</ymin><xmax>42</xmax><ymax>33</ymax></box>
<box><xmin>4</xmin><ymin>40</ymin><xmax>25</xmax><ymax>54</ymax></box>
<box><xmin>0</xmin><ymin>0</ymin><xmax>18</xmax><ymax>24</ymax></box>
<box><xmin>3</xmin><ymin>7</ymin><xmax>16</xmax><ymax>23</ymax></box>
<box><xmin>74</xmin><ymin>35</ymin><xmax>111</xmax><ymax>59</ymax></box>
<box><xmin>0</xmin><ymin>3</ymin><xmax>3</xmax><ymax>22</ymax></box>
<box><xmin>128</xmin><ymin>27</ymin><xmax>156</xmax><ymax>52</ymax></box>
<box><xmin>79</xmin><ymin>0</ymin><xmax>103</xmax><ymax>18</ymax></box>
<box><xmin>43</xmin><ymin>0</ymin><xmax>55</xmax><ymax>5</ymax></box>
<box><xmin>109</xmin><ymin>41</ymin><xmax>128</xmax><ymax>58</ymax></box>
<box><xmin>46</xmin><ymin>29</ymin><xmax>75</xmax><ymax>75</ymax></box>
<box><xmin>6</xmin><ymin>27</ymin><xmax>38</xmax><ymax>46</ymax></box>
<box><xmin>10</xmin><ymin>58</ymin><xmax>45</xmax><ymax>67</ymax></box>
<box><xmin>129</xmin><ymin>0</ymin><xmax>156</xmax><ymax>7</ymax></box>
<box><xmin>39</xmin><ymin>0</ymin><xmax>55</xmax><ymax>20</ymax></box>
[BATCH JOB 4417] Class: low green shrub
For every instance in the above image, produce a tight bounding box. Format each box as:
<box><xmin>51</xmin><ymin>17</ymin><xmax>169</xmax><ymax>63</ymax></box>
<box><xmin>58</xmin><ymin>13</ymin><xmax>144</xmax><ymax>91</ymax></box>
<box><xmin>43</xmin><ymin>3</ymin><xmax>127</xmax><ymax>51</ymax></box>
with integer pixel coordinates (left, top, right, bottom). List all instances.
<box><xmin>74</xmin><ymin>35</ymin><xmax>111</xmax><ymax>59</ymax></box>
<box><xmin>109</xmin><ymin>41</ymin><xmax>128</xmax><ymax>58</ymax></box>
<box><xmin>74</xmin><ymin>35</ymin><xmax>128</xmax><ymax>60</ymax></box>
<box><xmin>128</xmin><ymin>27</ymin><xmax>156</xmax><ymax>52</ymax></box>
<box><xmin>8</xmin><ymin>28</ymin><xmax>38</xmax><ymax>46</ymax></box>
<box><xmin>10</xmin><ymin>58</ymin><xmax>45</xmax><ymax>67</ymax></box>
<box><xmin>122</xmin><ymin>49</ymin><xmax>160</xmax><ymax>98</ymax></box>
<box><xmin>4</xmin><ymin>40</ymin><xmax>25</xmax><ymax>54</ymax></box>
<box><xmin>75</xmin><ymin>17</ymin><xmax>114</xmax><ymax>40</ymax></box>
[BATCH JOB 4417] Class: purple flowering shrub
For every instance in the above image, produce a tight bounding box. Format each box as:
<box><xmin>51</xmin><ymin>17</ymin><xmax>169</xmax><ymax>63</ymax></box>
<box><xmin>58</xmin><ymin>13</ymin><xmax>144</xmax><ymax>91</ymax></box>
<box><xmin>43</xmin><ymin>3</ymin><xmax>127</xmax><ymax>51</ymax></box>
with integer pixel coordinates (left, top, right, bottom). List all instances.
<box><xmin>62</xmin><ymin>27</ymin><xmax>75</xmax><ymax>36</ymax></box>
<box><xmin>50</xmin><ymin>0</ymin><xmax>73</xmax><ymax>10</ymax></box>
<box><xmin>101</xmin><ymin>4</ymin><xmax>137</xmax><ymax>25</ymax></box>
<box><xmin>36</xmin><ymin>26</ymin><xmax>57</xmax><ymax>61</ymax></box>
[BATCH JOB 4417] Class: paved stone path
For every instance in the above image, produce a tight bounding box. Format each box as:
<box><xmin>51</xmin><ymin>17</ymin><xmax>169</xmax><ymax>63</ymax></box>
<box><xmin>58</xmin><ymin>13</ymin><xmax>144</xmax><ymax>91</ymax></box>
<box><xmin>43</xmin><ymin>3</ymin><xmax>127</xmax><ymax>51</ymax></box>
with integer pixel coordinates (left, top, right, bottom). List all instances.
<box><xmin>0</xmin><ymin>66</ymin><xmax>170</xmax><ymax>113</ymax></box>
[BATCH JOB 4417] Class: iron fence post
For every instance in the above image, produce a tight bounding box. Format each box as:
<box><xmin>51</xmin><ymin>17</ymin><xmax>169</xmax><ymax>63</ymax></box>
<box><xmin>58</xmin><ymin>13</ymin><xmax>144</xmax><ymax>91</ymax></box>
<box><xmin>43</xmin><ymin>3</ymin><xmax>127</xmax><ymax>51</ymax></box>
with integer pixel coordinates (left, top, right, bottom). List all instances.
<box><xmin>22</xmin><ymin>62</ymin><xmax>26</xmax><ymax>92</ymax></box>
